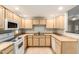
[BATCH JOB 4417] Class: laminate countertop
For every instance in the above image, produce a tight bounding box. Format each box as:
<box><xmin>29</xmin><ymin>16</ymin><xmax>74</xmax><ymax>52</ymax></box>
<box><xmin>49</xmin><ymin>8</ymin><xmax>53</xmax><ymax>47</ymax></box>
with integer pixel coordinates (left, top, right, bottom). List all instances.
<box><xmin>52</xmin><ymin>34</ymin><xmax>77</xmax><ymax>42</ymax></box>
<box><xmin>0</xmin><ymin>42</ymin><xmax>13</xmax><ymax>51</ymax></box>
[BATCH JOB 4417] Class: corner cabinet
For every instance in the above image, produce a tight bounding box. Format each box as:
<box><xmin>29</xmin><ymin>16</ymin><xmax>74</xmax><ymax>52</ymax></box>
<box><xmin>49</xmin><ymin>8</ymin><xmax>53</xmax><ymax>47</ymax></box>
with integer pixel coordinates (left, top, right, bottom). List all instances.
<box><xmin>0</xmin><ymin>6</ymin><xmax>5</xmax><ymax>29</ymax></box>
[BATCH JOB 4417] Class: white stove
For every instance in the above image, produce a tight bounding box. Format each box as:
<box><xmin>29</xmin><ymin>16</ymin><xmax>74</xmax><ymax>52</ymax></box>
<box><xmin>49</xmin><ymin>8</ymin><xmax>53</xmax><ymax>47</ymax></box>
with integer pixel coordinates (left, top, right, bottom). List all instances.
<box><xmin>0</xmin><ymin>32</ymin><xmax>24</xmax><ymax>54</ymax></box>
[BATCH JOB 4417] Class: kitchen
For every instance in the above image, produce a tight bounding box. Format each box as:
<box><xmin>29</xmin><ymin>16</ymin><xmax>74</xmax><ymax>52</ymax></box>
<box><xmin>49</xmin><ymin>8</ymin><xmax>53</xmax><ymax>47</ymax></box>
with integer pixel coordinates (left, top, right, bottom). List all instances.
<box><xmin>0</xmin><ymin>5</ymin><xmax>78</xmax><ymax>54</ymax></box>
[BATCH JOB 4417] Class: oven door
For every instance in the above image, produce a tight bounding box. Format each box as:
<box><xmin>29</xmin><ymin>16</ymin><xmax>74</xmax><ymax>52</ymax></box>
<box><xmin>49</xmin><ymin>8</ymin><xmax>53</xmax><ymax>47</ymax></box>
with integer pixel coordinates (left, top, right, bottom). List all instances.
<box><xmin>5</xmin><ymin>19</ymin><xmax>19</xmax><ymax>30</ymax></box>
<box><xmin>14</xmin><ymin>39</ymin><xmax>24</xmax><ymax>54</ymax></box>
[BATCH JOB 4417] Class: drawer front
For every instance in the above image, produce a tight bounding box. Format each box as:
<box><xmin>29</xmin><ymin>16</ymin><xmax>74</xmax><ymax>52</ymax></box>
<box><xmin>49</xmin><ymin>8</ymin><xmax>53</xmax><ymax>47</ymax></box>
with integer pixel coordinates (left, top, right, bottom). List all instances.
<box><xmin>2</xmin><ymin>45</ymin><xmax>14</xmax><ymax>54</ymax></box>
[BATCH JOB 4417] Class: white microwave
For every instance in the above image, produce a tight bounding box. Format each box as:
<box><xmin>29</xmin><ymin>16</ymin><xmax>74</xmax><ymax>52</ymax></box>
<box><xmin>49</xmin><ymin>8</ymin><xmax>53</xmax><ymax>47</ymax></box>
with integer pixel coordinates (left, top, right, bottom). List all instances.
<box><xmin>5</xmin><ymin>19</ymin><xmax>19</xmax><ymax>30</ymax></box>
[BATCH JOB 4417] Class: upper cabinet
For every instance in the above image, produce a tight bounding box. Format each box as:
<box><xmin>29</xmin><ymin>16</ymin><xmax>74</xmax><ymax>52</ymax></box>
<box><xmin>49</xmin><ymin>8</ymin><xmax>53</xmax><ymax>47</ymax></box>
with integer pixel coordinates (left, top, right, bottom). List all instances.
<box><xmin>46</xmin><ymin>19</ymin><xmax>54</xmax><ymax>29</ymax></box>
<box><xmin>0</xmin><ymin>6</ymin><xmax>5</xmax><ymax>29</ymax></box>
<box><xmin>33</xmin><ymin>19</ymin><xmax>46</xmax><ymax>25</ymax></box>
<box><xmin>25</xmin><ymin>19</ymin><xmax>33</xmax><ymax>29</ymax></box>
<box><xmin>40</xmin><ymin>19</ymin><xmax>46</xmax><ymax>25</ymax></box>
<box><xmin>5</xmin><ymin>9</ymin><xmax>14</xmax><ymax>19</ymax></box>
<box><xmin>46</xmin><ymin>15</ymin><xmax>64</xmax><ymax>29</ymax></box>
<box><xmin>55</xmin><ymin>15</ymin><xmax>64</xmax><ymax>29</ymax></box>
<box><xmin>13</xmin><ymin>13</ymin><xmax>22</xmax><ymax>29</ymax></box>
<box><xmin>21</xmin><ymin>18</ymin><xmax>25</xmax><ymax>29</ymax></box>
<box><xmin>33</xmin><ymin>19</ymin><xmax>39</xmax><ymax>25</ymax></box>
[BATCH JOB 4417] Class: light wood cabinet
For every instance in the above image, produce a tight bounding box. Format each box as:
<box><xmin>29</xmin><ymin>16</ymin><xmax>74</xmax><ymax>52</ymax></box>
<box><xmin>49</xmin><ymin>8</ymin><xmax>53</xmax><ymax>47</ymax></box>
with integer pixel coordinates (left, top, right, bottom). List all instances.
<box><xmin>28</xmin><ymin>35</ymin><xmax>33</xmax><ymax>46</ymax></box>
<box><xmin>45</xmin><ymin>35</ymin><xmax>51</xmax><ymax>46</ymax></box>
<box><xmin>25</xmin><ymin>20</ymin><xmax>32</xmax><ymax>29</ymax></box>
<box><xmin>21</xmin><ymin>19</ymin><xmax>25</xmax><ymax>28</ymax></box>
<box><xmin>52</xmin><ymin>35</ymin><xmax>77</xmax><ymax>54</ymax></box>
<box><xmin>46</xmin><ymin>19</ymin><xmax>53</xmax><ymax>28</ymax></box>
<box><xmin>24</xmin><ymin>36</ymin><xmax>28</xmax><ymax>50</ymax></box>
<box><xmin>55</xmin><ymin>15</ymin><xmax>64</xmax><ymax>29</ymax></box>
<box><xmin>33</xmin><ymin>19</ymin><xmax>46</xmax><ymax>25</ymax></box>
<box><xmin>33</xmin><ymin>36</ymin><xmax>39</xmax><ymax>46</ymax></box>
<box><xmin>33</xmin><ymin>19</ymin><xmax>39</xmax><ymax>25</ymax></box>
<box><xmin>40</xmin><ymin>36</ymin><xmax>45</xmax><ymax>46</ymax></box>
<box><xmin>27</xmin><ymin>35</ymin><xmax>51</xmax><ymax>47</ymax></box>
<box><xmin>40</xmin><ymin>19</ymin><xmax>46</xmax><ymax>25</ymax></box>
<box><xmin>1</xmin><ymin>45</ymin><xmax>14</xmax><ymax>54</ymax></box>
<box><xmin>5</xmin><ymin>9</ymin><xmax>13</xmax><ymax>19</ymax></box>
<box><xmin>55</xmin><ymin>39</ymin><xmax>61</xmax><ymax>54</ymax></box>
<box><xmin>59</xmin><ymin>16</ymin><xmax>64</xmax><ymax>29</ymax></box>
<box><xmin>0</xmin><ymin>6</ymin><xmax>5</xmax><ymax>29</ymax></box>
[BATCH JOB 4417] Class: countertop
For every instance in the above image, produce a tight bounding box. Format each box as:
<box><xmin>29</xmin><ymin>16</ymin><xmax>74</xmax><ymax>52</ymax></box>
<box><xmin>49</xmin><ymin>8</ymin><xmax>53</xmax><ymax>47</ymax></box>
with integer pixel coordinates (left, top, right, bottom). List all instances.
<box><xmin>52</xmin><ymin>34</ymin><xmax>77</xmax><ymax>42</ymax></box>
<box><xmin>0</xmin><ymin>42</ymin><xmax>13</xmax><ymax>51</ymax></box>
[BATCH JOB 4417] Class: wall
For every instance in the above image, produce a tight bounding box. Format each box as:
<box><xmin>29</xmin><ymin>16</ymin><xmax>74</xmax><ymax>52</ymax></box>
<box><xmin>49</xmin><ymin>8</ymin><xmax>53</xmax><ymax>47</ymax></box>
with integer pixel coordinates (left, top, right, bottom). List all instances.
<box><xmin>24</xmin><ymin>25</ymin><xmax>54</xmax><ymax>33</ymax></box>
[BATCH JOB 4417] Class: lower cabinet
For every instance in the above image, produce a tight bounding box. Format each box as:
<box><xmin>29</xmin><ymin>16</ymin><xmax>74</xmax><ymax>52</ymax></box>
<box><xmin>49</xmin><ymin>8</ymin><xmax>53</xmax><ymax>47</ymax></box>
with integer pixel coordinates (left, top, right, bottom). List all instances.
<box><xmin>40</xmin><ymin>36</ymin><xmax>45</xmax><ymax>46</ymax></box>
<box><xmin>33</xmin><ymin>36</ymin><xmax>39</xmax><ymax>46</ymax></box>
<box><xmin>55</xmin><ymin>40</ymin><xmax>61</xmax><ymax>54</ymax></box>
<box><xmin>27</xmin><ymin>35</ymin><xmax>51</xmax><ymax>47</ymax></box>
<box><xmin>45</xmin><ymin>35</ymin><xmax>51</xmax><ymax>46</ymax></box>
<box><xmin>52</xmin><ymin>36</ymin><xmax>77</xmax><ymax>54</ymax></box>
<box><xmin>28</xmin><ymin>35</ymin><xmax>33</xmax><ymax>46</ymax></box>
<box><xmin>24</xmin><ymin>36</ymin><xmax>28</xmax><ymax>50</ymax></box>
<box><xmin>1</xmin><ymin>45</ymin><xmax>14</xmax><ymax>54</ymax></box>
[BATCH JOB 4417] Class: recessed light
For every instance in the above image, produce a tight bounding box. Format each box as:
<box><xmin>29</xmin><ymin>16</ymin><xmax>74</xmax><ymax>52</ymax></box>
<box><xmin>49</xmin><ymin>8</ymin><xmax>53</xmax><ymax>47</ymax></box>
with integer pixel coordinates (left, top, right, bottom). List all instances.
<box><xmin>15</xmin><ymin>7</ymin><xmax>19</xmax><ymax>10</ymax></box>
<box><xmin>58</xmin><ymin>6</ymin><xmax>63</xmax><ymax>11</ymax></box>
<box><xmin>72</xmin><ymin>18</ymin><xmax>76</xmax><ymax>21</ymax></box>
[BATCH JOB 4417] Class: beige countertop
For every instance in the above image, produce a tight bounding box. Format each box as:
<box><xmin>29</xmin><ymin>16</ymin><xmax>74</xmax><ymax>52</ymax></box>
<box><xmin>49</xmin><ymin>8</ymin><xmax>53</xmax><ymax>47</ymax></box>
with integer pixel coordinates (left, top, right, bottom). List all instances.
<box><xmin>0</xmin><ymin>42</ymin><xmax>13</xmax><ymax>51</ymax></box>
<box><xmin>52</xmin><ymin>34</ymin><xmax>77</xmax><ymax>42</ymax></box>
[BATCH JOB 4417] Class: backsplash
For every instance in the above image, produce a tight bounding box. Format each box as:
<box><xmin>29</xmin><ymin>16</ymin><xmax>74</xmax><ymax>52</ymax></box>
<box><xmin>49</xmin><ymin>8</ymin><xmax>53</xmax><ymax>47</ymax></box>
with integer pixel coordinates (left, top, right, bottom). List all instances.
<box><xmin>24</xmin><ymin>25</ymin><xmax>54</xmax><ymax>33</ymax></box>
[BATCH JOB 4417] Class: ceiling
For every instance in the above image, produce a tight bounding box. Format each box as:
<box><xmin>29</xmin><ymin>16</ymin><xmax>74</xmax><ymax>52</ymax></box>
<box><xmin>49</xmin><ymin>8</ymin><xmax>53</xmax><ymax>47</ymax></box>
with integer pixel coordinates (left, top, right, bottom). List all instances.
<box><xmin>4</xmin><ymin>5</ymin><xmax>76</xmax><ymax>18</ymax></box>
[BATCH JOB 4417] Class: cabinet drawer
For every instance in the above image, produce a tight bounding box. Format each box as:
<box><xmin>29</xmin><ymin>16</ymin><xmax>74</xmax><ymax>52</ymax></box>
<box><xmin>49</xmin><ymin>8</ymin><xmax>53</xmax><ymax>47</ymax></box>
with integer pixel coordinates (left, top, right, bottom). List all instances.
<box><xmin>55</xmin><ymin>39</ymin><xmax>61</xmax><ymax>46</ymax></box>
<box><xmin>2</xmin><ymin>45</ymin><xmax>13</xmax><ymax>54</ymax></box>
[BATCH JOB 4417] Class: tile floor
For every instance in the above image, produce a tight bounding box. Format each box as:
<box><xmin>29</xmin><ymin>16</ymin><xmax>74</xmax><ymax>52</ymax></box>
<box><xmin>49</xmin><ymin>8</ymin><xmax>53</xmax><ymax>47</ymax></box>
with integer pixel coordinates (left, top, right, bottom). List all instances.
<box><xmin>26</xmin><ymin>47</ymin><xmax>53</xmax><ymax>54</ymax></box>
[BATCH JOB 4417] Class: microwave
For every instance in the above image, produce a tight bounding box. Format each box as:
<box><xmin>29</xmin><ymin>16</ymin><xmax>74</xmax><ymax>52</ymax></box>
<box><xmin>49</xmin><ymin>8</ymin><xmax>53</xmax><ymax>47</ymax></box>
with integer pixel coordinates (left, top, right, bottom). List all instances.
<box><xmin>5</xmin><ymin>19</ymin><xmax>19</xmax><ymax>30</ymax></box>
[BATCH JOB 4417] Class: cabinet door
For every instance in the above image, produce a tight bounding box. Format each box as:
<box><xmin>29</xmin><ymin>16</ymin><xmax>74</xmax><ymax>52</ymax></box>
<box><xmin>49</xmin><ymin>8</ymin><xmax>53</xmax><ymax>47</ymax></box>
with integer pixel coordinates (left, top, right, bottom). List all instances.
<box><xmin>16</xmin><ymin>16</ymin><xmax>22</xmax><ymax>28</ymax></box>
<box><xmin>55</xmin><ymin>40</ymin><xmax>61</xmax><ymax>54</ymax></box>
<box><xmin>18</xmin><ymin>17</ymin><xmax>22</xmax><ymax>28</ymax></box>
<box><xmin>6</xmin><ymin>9</ymin><xmax>13</xmax><ymax>19</ymax></box>
<box><xmin>45</xmin><ymin>35</ymin><xmax>51</xmax><ymax>46</ymax></box>
<box><xmin>33</xmin><ymin>36</ymin><xmax>39</xmax><ymax>46</ymax></box>
<box><xmin>53</xmin><ymin>17</ymin><xmax>57</xmax><ymax>28</ymax></box>
<box><xmin>25</xmin><ymin>20</ymin><xmax>32</xmax><ymax>29</ymax></box>
<box><xmin>59</xmin><ymin>16</ymin><xmax>64</xmax><ymax>29</ymax></box>
<box><xmin>33</xmin><ymin>19</ymin><xmax>39</xmax><ymax>25</ymax></box>
<box><xmin>0</xmin><ymin>6</ymin><xmax>5</xmax><ymax>29</ymax></box>
<box><xmin>51</xmin><ymin>37</ymin><xmax>56</xmax><ymax>52</ymax></box>
<box><xmin>40</xmin><ymin>36</ymin><xmax>45</xmax><ymax>46</ymax></box>
<box><xmin>13</xmin><ymin>13</ymin><xmax>17</xmax><ymax>20</ymax></box>
<box><xmin>21</xmin><ymin>19</ymin><xmax>25</xmax><ymax>28</ymax></box>
<box><xmin>46</xmin><ymin>19</ymin><xmax>53</xmax><ymax>28</ymax></box>
<box><xmin>28</xmin><ymin>36</ymin><xmax>33</xmax><ymax>46</ymax></box>
<box><xmin>24</xmin><ymin>36</ymin><xmax>28</xmax><ymax>50</ymax></box>
<box><xmin>40</xmin><ymin>19</ymin><xmax>46</xmax><ymax>25</ymax></box>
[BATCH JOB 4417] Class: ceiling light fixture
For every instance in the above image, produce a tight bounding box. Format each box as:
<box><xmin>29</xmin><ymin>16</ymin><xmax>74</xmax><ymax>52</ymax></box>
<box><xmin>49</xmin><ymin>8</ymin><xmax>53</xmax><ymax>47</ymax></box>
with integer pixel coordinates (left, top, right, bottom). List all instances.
<box><xmin>72</xmin><ymin>18</ymin><xmax>76</xmax><ymax>21</ymax></box>
<box><xmin>15</xmin><ymin>7</ymin><xmax>19</xmax><ymax>10</ymax></box>
<box><xmin>58</xmin><ymin>6</ymin><xmax>63</xmax><ymax>11</ymax></box>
